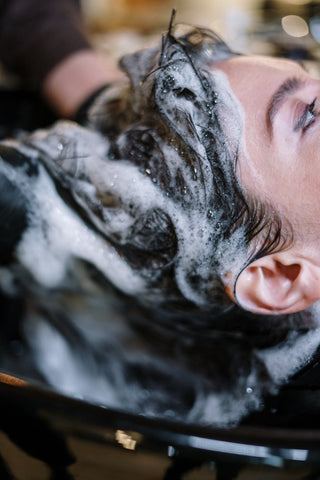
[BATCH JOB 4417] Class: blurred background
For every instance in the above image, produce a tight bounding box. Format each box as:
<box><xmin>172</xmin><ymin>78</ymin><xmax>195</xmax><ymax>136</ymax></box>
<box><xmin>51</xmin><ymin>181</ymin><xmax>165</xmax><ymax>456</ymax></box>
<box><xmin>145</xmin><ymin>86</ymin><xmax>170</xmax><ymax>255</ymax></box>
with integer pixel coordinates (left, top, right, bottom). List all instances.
<box><xmin>1</xmin><ymin>0</ymin><xmax>319</xmax><ymax>138</ymax></box>
<box><xmin>80</xmin><ymin>0</ymin><xmax>320</xmax><ymax>70</ymax></box>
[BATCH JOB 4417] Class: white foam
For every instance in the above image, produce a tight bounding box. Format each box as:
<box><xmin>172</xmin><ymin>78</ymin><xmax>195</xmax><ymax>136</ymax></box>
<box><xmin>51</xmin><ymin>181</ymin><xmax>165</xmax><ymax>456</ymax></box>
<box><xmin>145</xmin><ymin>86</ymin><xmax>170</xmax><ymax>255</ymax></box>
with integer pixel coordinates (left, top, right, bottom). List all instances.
<box><xmin>257</xmin><ymin>326</ymin><xmax>320</xmax><ymax>384</ymax></box>
<box><xmin>209</xmin><ymin>68</ymin><xmax>245</xmax><ymax>159</ymax></box>
<box><xmin>24</xmin><ymin>316</ymin><xmax>120</xmax><ymax>405</ymax></box>
<box><xmin>22</xmin><ymin>121</ymin><xmax>223</xmax><ymax>305</ymax></box>
<box><xmin>14</xmin><ymin>162</ymin><xmax>146</xmax><ymax>295</ymax></box>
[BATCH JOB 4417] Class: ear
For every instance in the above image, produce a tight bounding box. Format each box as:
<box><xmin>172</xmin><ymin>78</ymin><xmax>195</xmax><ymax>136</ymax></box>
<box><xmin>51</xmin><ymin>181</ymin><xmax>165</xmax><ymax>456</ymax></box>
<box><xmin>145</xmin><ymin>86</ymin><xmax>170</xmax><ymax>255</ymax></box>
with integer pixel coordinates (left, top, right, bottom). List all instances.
<box><xmin>234</xmin><ymin>252</ymin><xmax>320</xmax><ymax>315</ymax></box>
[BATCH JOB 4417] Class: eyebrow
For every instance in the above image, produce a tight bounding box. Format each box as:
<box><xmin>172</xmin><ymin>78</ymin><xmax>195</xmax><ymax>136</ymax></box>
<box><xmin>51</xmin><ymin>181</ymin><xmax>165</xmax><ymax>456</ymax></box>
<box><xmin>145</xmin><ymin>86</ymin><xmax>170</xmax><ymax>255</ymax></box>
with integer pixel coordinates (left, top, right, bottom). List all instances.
<box><xmin>266</xmin><ymin>76</ymin><xmax>305</xmax><ymax>137</ymax></box>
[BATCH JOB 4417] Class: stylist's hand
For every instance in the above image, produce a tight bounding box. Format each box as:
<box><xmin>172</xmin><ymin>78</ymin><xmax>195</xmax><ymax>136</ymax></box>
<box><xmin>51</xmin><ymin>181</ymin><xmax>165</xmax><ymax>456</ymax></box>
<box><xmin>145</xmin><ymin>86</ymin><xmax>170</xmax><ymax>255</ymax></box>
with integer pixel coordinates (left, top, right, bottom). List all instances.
<box><xmin>0</xmin><ymin>0</ymin><xmax>125</xmax><ymax>118</ymax></box>
<box><xmin>42</xmin><ymin>50</ymin><xmax>125</xmax><ymax>119</ymax></box>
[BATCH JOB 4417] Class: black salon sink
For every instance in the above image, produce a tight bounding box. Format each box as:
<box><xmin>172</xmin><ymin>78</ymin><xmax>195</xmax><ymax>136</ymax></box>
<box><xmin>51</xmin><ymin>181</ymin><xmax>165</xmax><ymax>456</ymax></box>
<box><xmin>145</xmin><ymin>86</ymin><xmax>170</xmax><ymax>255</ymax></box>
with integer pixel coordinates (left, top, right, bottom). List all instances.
<box><xmin>1</xmin><ymin>368</ymin><xmax>320</xmax><ymax>480</ymax></box>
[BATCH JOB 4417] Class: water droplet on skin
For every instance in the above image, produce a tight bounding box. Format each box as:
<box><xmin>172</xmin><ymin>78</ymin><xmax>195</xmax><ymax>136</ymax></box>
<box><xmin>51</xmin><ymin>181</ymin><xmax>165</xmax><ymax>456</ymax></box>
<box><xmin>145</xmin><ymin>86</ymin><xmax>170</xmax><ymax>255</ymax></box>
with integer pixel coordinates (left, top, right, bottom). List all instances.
<box><xmin>145</xmin><ymin>168</ymin><xmax>151</xmax><ymax>176</ymax></box>
<box><xmin>207</xmin><ymin>210</ymin><xmax>214</xmax><ymax>219</ymax></box>
<box><xmin>182</xmin><ymin>185</ymin><xmax>188</xmax><ymax>195</ymax></box>
<box><xmin>246</xmin><ymin>387</ymin><xmax>253</xmax><ymax>394</ymax></box>
<box><xmin>152</xmin><ymin>177</ymin><xmax>157</xmax><ymax>184</ymax></box>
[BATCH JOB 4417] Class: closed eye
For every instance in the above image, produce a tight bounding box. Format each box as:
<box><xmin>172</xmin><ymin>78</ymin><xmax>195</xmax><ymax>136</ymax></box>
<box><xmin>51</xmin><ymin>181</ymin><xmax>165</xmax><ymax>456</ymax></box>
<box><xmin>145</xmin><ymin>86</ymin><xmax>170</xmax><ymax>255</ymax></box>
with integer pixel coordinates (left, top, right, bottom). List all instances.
<box><xmin>294</xmin><ymin>97</ymin><xmax>318</xmax><ymax>132</ymax></box>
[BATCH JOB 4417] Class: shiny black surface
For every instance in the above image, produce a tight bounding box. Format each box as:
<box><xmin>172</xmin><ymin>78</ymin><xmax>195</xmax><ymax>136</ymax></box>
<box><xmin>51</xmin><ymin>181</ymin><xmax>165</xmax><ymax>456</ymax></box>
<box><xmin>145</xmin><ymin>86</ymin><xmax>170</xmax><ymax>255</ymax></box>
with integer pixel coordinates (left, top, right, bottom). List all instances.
<box><xmin>1</xmin><ymin>370</ymin><xmax>320</xmax><ymax>479</ymax></box>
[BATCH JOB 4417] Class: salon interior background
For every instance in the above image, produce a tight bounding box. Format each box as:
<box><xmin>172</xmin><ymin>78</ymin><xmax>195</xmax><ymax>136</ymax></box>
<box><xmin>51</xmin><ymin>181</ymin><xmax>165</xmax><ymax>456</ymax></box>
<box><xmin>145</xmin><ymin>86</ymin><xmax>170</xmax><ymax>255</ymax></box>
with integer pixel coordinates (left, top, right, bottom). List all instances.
<box><xmin>81</xmin><ymin>0</ymin><xmax>320</xmax><ymax>63</ymax></box>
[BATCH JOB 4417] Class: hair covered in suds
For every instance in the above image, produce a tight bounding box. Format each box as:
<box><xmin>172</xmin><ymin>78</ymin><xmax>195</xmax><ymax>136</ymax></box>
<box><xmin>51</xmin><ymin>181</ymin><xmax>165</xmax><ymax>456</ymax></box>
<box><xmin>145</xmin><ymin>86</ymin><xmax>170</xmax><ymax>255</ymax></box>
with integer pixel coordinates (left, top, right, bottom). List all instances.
<box><xmin>0</xmin><ymin>17</ymin><xmax>316</xmax><ymax>428</ymax></box>
<box><xmin>17</xmin><ymin>18</ymin><xmax>292</xmax><ymax>322</ymax></box>
<box><xmin>81</xmin><ymin>19</ymin><xmax>291</xmax><ymax>315</ymax></box>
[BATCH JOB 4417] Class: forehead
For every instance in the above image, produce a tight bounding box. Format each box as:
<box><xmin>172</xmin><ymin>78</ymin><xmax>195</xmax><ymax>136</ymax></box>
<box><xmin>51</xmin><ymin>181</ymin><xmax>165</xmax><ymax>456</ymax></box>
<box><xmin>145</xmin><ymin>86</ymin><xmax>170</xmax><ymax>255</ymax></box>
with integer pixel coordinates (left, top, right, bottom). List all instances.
<box><xmin>209</xmin><ymin>53</ymin><xmax>311</xmax><ymax>164</ymax></box>
<box><xmin>212</xmin><ymin>55</ymin><xmax>309</xmax><ymax>93</ymax></box>
<box><xmin>216</xmin><ymin>54</ymin><xmax>305</xmax><ymax>71</ymax></box>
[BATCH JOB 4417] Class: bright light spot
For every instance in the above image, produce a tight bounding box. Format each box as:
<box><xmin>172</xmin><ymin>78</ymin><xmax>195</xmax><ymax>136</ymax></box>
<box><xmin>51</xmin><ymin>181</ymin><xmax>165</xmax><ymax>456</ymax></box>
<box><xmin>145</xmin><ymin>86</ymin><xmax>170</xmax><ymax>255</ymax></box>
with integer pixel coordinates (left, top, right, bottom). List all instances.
<box><xmin>281</xmin><ymin>15</ymin><xmax>309</xmax><ymax>37</ymax></box>
<box><xmin>115</xmin><ymin>430</ymin><xmax>137</xmax><ymax>450</ymax></box>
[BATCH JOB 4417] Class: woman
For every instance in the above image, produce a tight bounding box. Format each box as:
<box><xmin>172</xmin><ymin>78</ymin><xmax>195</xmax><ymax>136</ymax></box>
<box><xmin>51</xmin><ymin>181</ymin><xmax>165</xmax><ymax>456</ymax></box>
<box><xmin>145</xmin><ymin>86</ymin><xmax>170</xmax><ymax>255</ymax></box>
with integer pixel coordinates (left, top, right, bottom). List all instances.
<box><xmin>1</xmin><ymin>0</ymin><xmax>317</xmax><ymax>317</ymax></box>
<box><xmin>1</xmin><ymin>3</ymin><xmax>320</xmax><ymax>426</ymax></box>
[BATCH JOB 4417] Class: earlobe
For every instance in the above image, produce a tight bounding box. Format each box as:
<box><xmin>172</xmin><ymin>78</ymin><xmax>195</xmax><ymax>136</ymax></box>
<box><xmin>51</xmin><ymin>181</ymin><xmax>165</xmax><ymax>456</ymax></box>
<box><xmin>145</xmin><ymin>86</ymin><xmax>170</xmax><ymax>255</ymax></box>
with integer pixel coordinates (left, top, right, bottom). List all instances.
<box><xmin>233</xmin><ymin>253</ymin><xmax>320</xmax><ymax>315</ymax></box>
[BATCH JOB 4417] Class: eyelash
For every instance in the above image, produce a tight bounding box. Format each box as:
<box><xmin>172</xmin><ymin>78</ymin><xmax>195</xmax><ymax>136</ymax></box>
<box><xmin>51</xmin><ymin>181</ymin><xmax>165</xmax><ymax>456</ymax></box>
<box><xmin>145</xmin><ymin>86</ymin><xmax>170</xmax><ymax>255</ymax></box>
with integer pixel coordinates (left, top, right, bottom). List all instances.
<box><xmin>295</xmin><ymin>97</ymin><xmax>318</xmax><ymax>132</ymax></box>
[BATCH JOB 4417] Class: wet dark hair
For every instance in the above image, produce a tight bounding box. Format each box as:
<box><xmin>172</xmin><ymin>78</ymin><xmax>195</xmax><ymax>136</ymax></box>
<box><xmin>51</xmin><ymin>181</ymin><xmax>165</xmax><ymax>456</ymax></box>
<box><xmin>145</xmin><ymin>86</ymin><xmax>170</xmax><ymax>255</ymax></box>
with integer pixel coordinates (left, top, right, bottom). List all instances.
<box><xmin>0</xmin><ymin>17</ymin><xmax>308</xmax><ymax>427</ymax></box>
<box><xmin>80</xmin><ymin>17</ymin><xmax>293</xmax><ymax>316</ymax></box>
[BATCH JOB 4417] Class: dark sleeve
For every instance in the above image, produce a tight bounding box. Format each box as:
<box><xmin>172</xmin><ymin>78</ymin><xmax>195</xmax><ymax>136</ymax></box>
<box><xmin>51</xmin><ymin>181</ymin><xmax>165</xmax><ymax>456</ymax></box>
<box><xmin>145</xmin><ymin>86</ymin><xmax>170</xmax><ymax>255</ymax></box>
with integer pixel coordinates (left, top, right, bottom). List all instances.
<box><xmin>0</xmin><ymin>0</ymin><xmax>91</xmax><ymax>88</ymax></box>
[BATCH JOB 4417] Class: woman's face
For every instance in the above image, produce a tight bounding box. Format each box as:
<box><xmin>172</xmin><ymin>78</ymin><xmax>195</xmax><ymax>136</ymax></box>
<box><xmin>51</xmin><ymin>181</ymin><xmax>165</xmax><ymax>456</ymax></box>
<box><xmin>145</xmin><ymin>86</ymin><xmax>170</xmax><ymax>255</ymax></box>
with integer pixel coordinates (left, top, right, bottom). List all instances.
<box><xmin>214</xmin><ymin>55</ymin><xmax>320</xmax><ymax>242</ymax></box>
